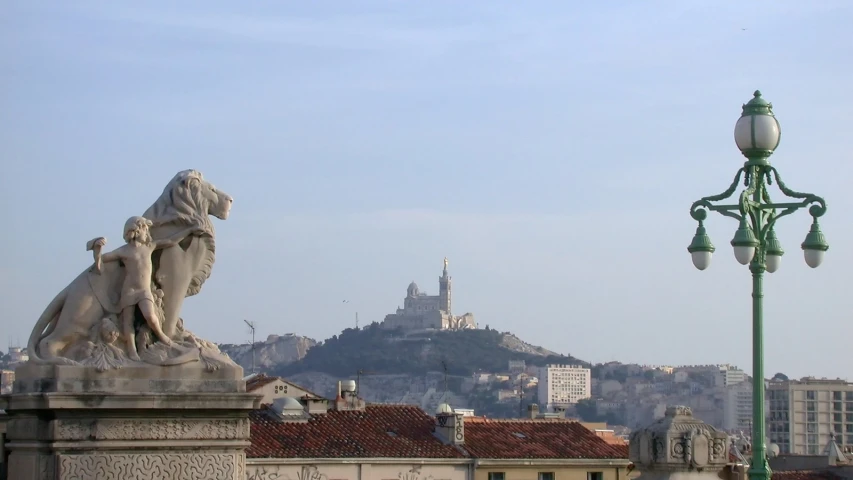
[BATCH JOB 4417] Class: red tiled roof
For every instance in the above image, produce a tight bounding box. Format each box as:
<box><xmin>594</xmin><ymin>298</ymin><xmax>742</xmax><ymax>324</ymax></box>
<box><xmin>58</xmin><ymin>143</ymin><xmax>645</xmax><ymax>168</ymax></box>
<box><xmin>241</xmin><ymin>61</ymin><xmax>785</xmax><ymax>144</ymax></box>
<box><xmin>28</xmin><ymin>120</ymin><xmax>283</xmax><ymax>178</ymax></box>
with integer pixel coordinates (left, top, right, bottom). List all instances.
<box><xmin>248</xmin><ymin>404</ymin><xmax>467</xmax><ymax>459</ymax></box>
<box><xmin>773</xmin><ymin>470</ymin><xmax>845</xmax><ymax>480</ymax></box>
<box><xmin>462</xmin><ymin>418</ymin><xmax>630</xmax><ymax>460</ymax></box>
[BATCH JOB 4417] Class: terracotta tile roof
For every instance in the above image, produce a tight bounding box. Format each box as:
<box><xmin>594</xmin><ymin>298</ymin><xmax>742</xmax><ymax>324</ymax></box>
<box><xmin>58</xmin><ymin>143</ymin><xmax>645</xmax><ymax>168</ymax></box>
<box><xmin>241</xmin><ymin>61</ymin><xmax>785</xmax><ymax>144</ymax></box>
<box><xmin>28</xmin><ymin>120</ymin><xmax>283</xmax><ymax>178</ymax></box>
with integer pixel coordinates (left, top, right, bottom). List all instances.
<box><xmin>462</xmin><ymin>418</ymin><xmax>630</xmax><ymax>460</ymax></box>
<box><xmin>773</xmin><ymin>470</ymin><xmax>845</xmax><ymax>480</ymax></box>
<box><xmin>248</xmin><ymin>404</ymin><xmax>467</xmax><ymax>459</ymax></box>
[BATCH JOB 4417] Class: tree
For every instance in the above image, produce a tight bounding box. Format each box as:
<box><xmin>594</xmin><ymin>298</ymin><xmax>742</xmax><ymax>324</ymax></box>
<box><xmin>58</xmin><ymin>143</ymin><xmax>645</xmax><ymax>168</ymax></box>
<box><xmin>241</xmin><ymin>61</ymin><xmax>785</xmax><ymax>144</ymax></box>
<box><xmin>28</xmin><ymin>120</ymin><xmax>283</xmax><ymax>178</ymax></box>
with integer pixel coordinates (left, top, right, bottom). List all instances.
<box><xmin>575</xmin><ymin>398</ymin><xmax>598</xmax><ymax>421</ymax></box>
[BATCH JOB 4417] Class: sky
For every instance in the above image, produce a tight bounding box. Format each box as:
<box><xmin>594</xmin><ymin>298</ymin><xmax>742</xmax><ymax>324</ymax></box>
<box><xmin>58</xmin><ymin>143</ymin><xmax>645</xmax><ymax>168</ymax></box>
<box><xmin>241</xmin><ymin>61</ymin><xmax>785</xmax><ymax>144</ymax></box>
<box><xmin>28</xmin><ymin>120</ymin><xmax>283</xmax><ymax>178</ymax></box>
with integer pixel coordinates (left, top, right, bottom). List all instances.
<box><xmin>1</xmin><ymin>0</ymin><xmax>852</xmax><ymax>380</ymax></box>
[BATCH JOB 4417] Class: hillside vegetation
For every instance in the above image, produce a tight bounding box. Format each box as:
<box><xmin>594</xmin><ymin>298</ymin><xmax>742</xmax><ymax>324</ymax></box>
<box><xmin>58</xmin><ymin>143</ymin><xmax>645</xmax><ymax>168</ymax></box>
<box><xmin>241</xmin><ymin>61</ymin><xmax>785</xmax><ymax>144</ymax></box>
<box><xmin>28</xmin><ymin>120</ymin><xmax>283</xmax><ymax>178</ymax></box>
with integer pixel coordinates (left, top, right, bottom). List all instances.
<box><xmin>274</xmin><ymin>323</ymin><xmax>587</xmax><ymax>377</ymax></box>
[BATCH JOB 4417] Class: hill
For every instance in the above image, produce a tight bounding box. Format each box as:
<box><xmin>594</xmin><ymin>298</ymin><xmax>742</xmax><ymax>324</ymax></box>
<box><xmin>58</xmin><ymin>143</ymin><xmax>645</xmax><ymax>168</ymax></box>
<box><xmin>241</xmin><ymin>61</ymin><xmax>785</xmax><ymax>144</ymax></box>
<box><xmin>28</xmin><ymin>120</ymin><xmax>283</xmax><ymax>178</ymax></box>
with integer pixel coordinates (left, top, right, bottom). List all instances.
<box><xmin>273</xmin><ymin>322</ymin><xmax>587</xmax><ymax>378</ymax></box>
<box><xmin>219</xmin><ymin>333</ymin><xmax>317</xmax><ymax>372</ymax></box>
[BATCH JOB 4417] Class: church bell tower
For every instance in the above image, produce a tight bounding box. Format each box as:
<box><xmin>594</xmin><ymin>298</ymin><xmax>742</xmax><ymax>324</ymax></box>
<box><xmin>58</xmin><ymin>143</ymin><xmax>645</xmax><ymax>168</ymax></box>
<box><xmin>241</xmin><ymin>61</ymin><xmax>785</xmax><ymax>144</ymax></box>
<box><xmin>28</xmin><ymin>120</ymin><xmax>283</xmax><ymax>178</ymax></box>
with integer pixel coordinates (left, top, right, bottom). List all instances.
<box><xmin>439</xmin><ymin>257</ymin><xmax>452</xmax><ymax>315</ymax></box>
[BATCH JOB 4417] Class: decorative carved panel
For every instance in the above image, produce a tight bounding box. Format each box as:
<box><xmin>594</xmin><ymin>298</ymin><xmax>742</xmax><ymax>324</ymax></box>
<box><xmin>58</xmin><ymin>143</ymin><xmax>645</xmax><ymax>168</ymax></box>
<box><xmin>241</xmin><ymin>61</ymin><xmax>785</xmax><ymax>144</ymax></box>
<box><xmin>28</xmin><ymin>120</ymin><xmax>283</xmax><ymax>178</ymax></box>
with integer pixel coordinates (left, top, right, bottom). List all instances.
<box><xmin>58</xmin><ymin>453</ymin><xmax>239</xmax><ymax>480</ymax></box>
<box><xmin>53</xmin><ymin>418</ymin><xmax>250</xmax><ymax>441</ymax></box>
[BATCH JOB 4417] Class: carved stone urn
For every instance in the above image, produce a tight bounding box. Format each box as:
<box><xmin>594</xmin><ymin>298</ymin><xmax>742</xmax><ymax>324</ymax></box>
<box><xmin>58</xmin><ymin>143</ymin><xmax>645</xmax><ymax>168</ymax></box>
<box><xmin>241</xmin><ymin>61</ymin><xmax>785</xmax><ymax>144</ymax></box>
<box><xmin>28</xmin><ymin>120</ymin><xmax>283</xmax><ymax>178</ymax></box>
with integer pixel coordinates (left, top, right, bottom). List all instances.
<box><xmin>629</xmin><ymin>406</ymin><xmax>730</xmax><ymax>480</ymax></box>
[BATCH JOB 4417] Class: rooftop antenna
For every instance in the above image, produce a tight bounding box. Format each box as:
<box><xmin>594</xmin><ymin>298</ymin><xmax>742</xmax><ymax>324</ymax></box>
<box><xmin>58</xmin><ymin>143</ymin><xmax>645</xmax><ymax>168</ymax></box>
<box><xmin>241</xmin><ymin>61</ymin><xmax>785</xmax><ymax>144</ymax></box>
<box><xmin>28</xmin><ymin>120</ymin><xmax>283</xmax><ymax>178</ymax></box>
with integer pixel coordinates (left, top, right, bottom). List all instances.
<box><xmin>518</xmin><ymin>373</ymin><xmax>526</xmax><ymax>418</ymax></box>
<box><xmin>356</xmin><ymin>312</ymin><xmax>359</xmax><ymax>330</ymax></box>
<box><xmin>356</xmin><ymin>368</ymin><xmax>376</xmax><ymax>403</ymax></box>
<box><xmin>441</xmin><ymin>360</ymin><xmax>449</xmax><ymax>401</ymax></box>
<box><xmin>243</xmin><ymin>319</ymin><xmax>257</xmax><ymax>374</ymax></box>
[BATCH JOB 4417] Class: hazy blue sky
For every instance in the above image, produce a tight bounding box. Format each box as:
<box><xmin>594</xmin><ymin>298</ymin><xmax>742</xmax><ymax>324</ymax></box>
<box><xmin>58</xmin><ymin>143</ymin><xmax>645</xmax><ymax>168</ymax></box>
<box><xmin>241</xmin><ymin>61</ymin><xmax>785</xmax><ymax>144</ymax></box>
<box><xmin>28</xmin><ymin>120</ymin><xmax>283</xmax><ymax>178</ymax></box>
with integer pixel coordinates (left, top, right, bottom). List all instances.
<box><xmin>1</xmin><ymin>1</ymin><xmax>851</xmax><ymax>379</ymax></box>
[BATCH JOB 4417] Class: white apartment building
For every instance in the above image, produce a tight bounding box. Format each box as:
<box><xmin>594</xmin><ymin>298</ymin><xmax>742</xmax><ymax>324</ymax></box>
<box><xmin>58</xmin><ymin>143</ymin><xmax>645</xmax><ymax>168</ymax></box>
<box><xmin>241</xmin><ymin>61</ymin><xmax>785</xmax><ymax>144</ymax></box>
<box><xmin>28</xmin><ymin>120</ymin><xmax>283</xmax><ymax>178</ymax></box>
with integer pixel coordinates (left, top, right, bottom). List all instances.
<box><xmin>722</xmin><ymin>382</ymin><xmax>752</xmax><ymax>431</ymax></box>
<box><xmin>767</xmin><ymin>377</ymin><xmax>853</xmax><ymax>455</ymax></box>
<box><xmin>537</xmin><ymin>364</ymin><xmax>591</xmax><ymax>410</ymax></box>
<box><xmin>715</xmin><ymin>366</ymin><xmax>746</xmax><ymax>387</ymax></box>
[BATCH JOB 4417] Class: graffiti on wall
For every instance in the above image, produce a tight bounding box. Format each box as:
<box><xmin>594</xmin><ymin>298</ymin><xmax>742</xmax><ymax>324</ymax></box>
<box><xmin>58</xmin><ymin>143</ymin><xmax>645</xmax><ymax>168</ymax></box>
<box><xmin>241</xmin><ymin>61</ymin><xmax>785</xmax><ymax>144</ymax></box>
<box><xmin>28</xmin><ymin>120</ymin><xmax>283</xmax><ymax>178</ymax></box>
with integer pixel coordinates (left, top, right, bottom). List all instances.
<box><xmin>398</xmin><ymin>465</ymin><xmax>435</xmax><ymax>480</ymax></box>
<box><xmin>247</xmin><ymin>465</ymin><xmax>332</xmax><ymax>480</ymax></box>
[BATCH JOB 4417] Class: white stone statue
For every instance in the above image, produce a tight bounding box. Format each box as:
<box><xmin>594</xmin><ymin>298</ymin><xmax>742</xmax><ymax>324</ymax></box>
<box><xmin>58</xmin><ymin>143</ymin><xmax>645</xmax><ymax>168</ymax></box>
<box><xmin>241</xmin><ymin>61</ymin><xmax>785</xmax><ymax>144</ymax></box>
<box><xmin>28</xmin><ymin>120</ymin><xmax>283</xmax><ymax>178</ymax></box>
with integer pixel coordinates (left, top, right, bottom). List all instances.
<box><xmin>26</xmin><ymin>170</ymin><xmax>235</xmax><ymax>370</ymax></box>
<box><xmin>93</xmin><ymin>216</ymin><xmax>204</xmax><ymax>360</ymax></box>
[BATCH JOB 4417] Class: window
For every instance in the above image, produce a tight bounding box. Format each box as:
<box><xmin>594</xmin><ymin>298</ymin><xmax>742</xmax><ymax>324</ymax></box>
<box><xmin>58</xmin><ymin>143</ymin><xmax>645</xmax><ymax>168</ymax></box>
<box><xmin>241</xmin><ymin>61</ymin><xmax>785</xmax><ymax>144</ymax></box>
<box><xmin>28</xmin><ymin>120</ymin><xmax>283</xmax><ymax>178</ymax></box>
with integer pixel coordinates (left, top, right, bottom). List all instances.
<box><xmin>539</xmin><ymin>473</ymin><xmax>555</xmax><ymax>480</ymax></box>
<box><xmin>807</xmin><ymin>390</ymin><xmax>816</xmax><ymax>400</ymax></box>
<box><xmin>836</xmin><ymin>392</ymin><xmax>844</xmax><ymax>401</ymax></box>
<box><xmin>835</xmin><ymin>424</ymin><xmax>843</xmax><ymax>433</ymax></box>
<box><xmin>835</xmin><ymin>402</ymin><xmax>843</xmax><ymax>411</ymax></box>
<box><xmin>847</xmin><ymin>424</ymin><xmax>853</xmax><ymax>433</ymax></box>
<box><xmin>489</xmin><ymin>474</ymin><xmax>506</xmax><ymax>480</ymax></box>
<box><xmin>836</xmin><ymin>413</ymin><xmax>843</xmax><ymax>422</ymax></box>
<box><xmin>807</xmin><ymin>423</ymin><xmax>817</xmax><ymax>433</ymax></box>
<box><xmin>588</xmin><ymin>473</ymin><xmax>603</xmax><ymax>480</ymax></box>
<box><xmin>807</xmin><ymin>402</ymin><xmax>816</xmax><ymax>412</ymax></box>
<box><xmin>808</xmin><ymin>434</ymin><xmax>818</xmax><ymax>445</ymax></box>
<box><xmin>847</xmin><ymin>392</ymin><xmax>853</xmax><ymax>402</ymax></box>
<box><xmin>808</xmin><ymin>412</ymin><xmax>817</xmax><ymax>422</ymax></box>
<box><xmin>847</xmin><ymin>413</ymin><xmax>853</xmax><ymax>423</ymax></box>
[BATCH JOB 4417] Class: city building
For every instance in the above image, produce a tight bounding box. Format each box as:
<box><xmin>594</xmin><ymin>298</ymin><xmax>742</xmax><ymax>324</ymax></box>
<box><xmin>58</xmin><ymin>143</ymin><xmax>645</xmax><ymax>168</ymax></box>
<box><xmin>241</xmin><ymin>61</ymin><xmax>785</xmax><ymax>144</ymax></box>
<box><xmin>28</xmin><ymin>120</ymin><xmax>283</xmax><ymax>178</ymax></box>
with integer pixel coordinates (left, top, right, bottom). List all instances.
<box><xmin>715</xmin><ymin>365</ymin><xmax>746</xmax><ymax>387</ymax></box>
<box><xmin>381</xmin><ymin>259</ymin><xmax>476</xmax><ymax>331</ymax></box>
<box><xmin>244</xmin><ymin>373</ymin><xmax>324</xmax><ymax>406</ymax></box>
<box><xmin>767</xmin><ymin>377</ymin><xmax>853</xmax><ymax>455</ymax></box>
<box><xmin>722</xmin><ymin>382</ymin><xmax>753</xmax><ymax>431</ymax></box>
<box><xmin>537</xmin><ymin>364</ymin><xmax>591</xmax><ymax>410</ymax></box>
<box><xmin>508</xmin><ymin>360</ymin><xmax>526</xmax><ymax>374</ymax></box>
<box><xmin>464</xmin><ymin>416</ymin><xmax>629</xmax><ymax>480</ymax></box>
<box><xmin>247</xmin><ymin>403</ymin><xmax>470</xmax><ymax>480</ymax></box>
<box><xmin>0</xmin><ymin>370</ymin><xmax>14</xmax><ymax>395</ymax></box>
<box><xmin>6</xmin><ymin>346</ymin><xmax>27</xmax><ymax>366</ymax></box>
<box><xmin>246</xmin><ymin>396</ymin><xmax>630</xmax><ymax>480</ymax></box>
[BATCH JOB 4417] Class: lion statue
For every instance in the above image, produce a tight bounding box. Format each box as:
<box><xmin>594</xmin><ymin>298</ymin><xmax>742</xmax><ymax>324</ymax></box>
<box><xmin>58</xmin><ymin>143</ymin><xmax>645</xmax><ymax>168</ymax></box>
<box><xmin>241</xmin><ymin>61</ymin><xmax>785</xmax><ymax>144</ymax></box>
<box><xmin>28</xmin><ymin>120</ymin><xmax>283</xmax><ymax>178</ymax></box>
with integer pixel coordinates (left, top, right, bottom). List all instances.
<box><xmin>26</xmin><ymin>170</ymin><xmax>233</xmax><ymax>366</ymax></box>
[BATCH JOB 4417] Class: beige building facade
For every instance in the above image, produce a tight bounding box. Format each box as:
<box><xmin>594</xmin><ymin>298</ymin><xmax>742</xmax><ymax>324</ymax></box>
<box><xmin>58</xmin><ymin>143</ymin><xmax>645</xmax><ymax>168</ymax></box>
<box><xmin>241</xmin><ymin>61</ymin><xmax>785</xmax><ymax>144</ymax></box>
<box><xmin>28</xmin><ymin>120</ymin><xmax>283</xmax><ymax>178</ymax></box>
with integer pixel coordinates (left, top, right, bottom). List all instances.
<box><xmin>474</xmin><ymin>460</ymin><xmax>629</xmax><ymax>480</ymax></box>
<box><xmin>247</xmin><ymin>388</ymin><xmax>628</xmax><ymax>480</ymax></box>
<box><xmin>245</xmin><ymin>373</ymin><xmax>323</xmax><ymax>405</ymax></box>
<box><xmin>538</xmin><ymin>364</ymin><xmax>592</xmax><ymax>409</ymax></box>
<box><xmin>767</xmin><ymin>377</ymin><xmax>853</xmax><ymax>454</ymax></box>
<box><xmin>247</xmin><ymin>459</ymin><xmax>471</xmax><ymax>480</ymax></box>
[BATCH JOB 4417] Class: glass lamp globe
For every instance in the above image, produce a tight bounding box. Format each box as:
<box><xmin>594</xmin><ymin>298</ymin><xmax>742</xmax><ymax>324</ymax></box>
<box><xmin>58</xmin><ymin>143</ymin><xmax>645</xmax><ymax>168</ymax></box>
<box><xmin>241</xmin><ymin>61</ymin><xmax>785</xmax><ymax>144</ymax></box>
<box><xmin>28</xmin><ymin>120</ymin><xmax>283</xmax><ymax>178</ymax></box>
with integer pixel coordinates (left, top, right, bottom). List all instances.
<box><xmin>765</xmin><ymin>228</ymin><xmax>784</xmax><ymax>273</ymax></box>
<box><xmin>765</xmin><ymin>253</ymin><xmax>782</xmax><ymax>273</ymax></box>
<box><xmin>801</xmin><ymin>219</ymin><xmax>829</xmax><ymax>268</ymax></box>
<box><xmin>688</xmin><ymin>223</ymin><xmax>715</xmax><ymax>271</ymax></box>
<box><xmin>734</xmin><ymin>90</ymin><xmax>781</xmax><ymax>162</ymax></box>
<box><xmin>731</xmin><ymin>218</ymin><xmax>758</xmax><ymax>265</ymax></box>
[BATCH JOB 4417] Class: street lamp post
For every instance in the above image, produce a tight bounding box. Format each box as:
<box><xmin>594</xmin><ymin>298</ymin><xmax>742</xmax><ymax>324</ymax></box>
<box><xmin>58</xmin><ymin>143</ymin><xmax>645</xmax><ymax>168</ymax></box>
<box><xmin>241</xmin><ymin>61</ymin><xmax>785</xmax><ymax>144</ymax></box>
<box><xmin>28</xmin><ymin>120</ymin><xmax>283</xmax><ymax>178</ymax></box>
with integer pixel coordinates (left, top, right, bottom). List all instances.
<box><xmin>687</xmin><ymin>90</ymin><xmax>828</xmax><ymax>480</ymax></box>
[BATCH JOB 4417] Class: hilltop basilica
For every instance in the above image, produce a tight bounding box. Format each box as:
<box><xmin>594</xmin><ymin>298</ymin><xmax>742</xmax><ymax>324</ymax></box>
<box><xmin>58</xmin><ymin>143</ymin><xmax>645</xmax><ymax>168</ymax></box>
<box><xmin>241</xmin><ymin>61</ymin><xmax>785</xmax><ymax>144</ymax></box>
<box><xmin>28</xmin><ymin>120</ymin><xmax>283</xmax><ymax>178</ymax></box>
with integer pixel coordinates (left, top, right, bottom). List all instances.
<box><xmin>380</xmin><ymin>259</ymin><xmax>477</xmax><ymax>331</ymax></box>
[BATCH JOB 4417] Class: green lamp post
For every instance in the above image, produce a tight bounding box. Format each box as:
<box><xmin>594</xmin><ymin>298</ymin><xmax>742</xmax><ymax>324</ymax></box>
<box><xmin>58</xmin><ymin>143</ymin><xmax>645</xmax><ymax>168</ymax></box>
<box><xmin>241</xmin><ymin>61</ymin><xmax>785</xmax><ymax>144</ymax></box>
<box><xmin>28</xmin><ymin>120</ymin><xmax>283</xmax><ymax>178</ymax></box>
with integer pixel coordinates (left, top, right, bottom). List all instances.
<box><xmin>688</xmin><ymin>91</ymin><xmax>828</xmax><ymax>480</ymax></box>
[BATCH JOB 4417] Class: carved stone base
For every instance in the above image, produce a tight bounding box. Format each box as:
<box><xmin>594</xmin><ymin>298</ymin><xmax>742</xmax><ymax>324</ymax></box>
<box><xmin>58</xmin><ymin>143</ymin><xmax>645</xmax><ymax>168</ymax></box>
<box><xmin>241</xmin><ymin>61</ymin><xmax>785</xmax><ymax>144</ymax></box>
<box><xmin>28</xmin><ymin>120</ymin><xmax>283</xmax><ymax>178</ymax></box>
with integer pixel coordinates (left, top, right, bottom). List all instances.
<box><xmin>13</xmin><ymin>362</ymin><xmax>246</xmax><ymax>394</ymax></box>
<box><xmin>1</xmin><ymin>365</ymin><xmax>261</xmax><ymax>480</ymax></box>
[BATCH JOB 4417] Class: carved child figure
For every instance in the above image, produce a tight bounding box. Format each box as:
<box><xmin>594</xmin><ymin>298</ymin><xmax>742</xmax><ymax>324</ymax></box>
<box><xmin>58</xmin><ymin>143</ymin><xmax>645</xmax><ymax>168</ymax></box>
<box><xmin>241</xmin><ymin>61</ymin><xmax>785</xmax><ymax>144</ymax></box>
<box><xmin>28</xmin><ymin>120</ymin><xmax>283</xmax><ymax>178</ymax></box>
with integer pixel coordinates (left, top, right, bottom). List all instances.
<box><xmin>94</xmin><ymin>216</ymin><xmax>205</xmax><ymax>361</ymax></box>
<box><xmin>65</xmin><ymin>315</ymin><xmax>123</xmax><ymax>364</ymax></box>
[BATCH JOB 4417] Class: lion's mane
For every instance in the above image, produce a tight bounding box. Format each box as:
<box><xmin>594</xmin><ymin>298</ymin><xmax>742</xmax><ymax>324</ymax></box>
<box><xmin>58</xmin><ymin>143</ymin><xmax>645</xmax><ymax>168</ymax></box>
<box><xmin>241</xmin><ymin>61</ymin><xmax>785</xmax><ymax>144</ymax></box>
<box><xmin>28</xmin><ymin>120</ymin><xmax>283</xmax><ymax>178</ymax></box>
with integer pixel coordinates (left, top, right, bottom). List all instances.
<box><xmin>142</xmin><ymin>169</ymin><xmax>216</xmax><ymax>297</ymax></box>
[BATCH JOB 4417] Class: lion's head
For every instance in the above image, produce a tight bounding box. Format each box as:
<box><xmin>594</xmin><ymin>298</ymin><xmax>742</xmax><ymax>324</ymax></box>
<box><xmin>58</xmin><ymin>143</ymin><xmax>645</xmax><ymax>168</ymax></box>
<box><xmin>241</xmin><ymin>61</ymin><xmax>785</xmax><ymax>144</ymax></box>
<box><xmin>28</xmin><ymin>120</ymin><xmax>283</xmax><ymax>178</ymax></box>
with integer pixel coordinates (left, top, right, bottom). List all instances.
<box><xmin>142</xmin><ymin>169</ymin><xmax>233</xmax><ymax>297</ymax></box>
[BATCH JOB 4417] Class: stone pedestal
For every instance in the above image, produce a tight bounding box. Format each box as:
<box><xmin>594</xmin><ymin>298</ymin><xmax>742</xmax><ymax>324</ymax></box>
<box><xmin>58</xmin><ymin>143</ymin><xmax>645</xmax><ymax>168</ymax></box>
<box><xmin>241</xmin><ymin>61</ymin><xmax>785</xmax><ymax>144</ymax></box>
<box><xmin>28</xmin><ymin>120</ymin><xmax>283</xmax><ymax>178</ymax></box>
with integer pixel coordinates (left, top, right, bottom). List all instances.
<box><xmin>629</xmin><ymin>406</ymin><xmax>731</xmax><ymax>480</ymax></box>
<box><xmin>1</xmin><ymin>363</ymin><xmax>261</xmax><ymax>480</ymax></box>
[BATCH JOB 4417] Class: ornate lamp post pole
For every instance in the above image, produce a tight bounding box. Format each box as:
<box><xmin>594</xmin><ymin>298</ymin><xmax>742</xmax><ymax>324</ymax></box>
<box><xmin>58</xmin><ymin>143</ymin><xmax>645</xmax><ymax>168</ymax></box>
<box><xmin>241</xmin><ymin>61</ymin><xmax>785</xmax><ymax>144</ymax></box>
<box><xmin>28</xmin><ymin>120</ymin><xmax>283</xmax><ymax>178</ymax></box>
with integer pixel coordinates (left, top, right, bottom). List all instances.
<box><xmin>687</xmin><ymin>91</ymin><xmax>829</xmax><ymax>480</ymax></box>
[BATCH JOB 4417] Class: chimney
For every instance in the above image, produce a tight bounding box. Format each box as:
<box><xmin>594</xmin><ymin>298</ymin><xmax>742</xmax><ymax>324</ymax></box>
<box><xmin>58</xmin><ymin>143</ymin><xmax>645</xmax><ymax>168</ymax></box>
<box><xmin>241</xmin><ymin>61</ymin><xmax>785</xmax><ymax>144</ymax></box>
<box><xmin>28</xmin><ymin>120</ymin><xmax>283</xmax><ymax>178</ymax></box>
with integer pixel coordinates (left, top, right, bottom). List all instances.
<box><xmin>333</xmin><ymin>379</ymin><xmax>365</xmax><ymax>411</ymax></box>
<box><xmin>527</xmin><ymin>404</ymin><xmax>540</xmax><ymax>419</ymax></box>
<box><xmin>434</xmin><ymin>409</ymin><xmax>464</xmax><ymax>446</ymax></box>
